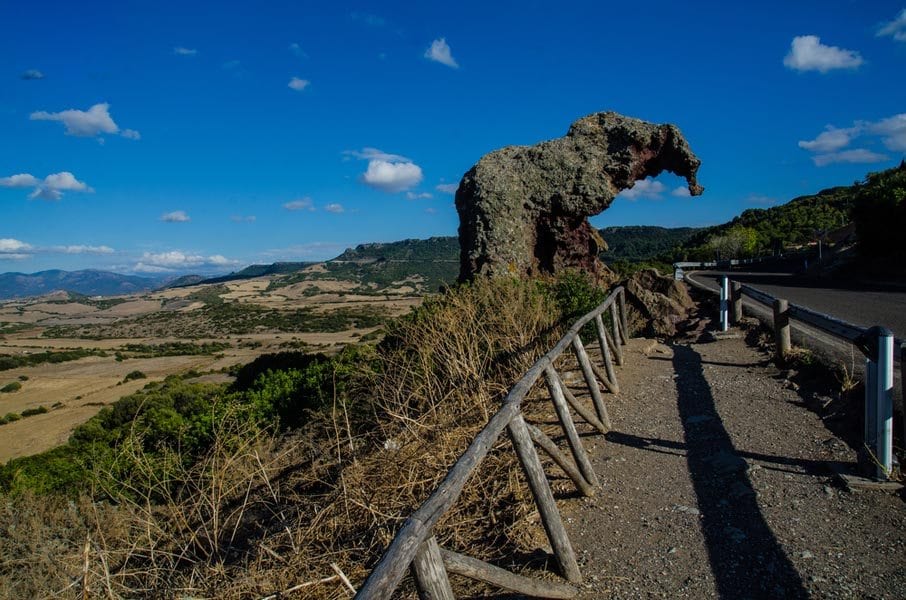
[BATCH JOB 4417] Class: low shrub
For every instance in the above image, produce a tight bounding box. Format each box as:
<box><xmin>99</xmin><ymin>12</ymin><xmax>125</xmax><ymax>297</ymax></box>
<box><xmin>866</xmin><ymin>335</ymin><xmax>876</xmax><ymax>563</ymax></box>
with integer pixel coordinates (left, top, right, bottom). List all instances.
<box><xmin>1</xmin><ymin>382</ymin><xmax>22</xmax><ymax>393</ymax></box>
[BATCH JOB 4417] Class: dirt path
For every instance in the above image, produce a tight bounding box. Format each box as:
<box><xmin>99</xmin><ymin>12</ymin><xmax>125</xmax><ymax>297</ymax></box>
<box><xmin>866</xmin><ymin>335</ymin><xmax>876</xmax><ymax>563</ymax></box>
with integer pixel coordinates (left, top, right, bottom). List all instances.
<box><xmin>558</xmin><ymin>332</ymin><xmax>905</xmax><ymax>599</ymax></box>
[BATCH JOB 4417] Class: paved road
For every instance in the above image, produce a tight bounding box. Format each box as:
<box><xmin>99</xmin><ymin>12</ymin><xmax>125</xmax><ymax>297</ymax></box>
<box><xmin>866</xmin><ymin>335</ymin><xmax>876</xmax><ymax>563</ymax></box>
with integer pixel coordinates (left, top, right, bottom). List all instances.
<box><xmin>688</xmin><ymin>271</ymin><xmax>906</xmax><ymax>340</ymax></box>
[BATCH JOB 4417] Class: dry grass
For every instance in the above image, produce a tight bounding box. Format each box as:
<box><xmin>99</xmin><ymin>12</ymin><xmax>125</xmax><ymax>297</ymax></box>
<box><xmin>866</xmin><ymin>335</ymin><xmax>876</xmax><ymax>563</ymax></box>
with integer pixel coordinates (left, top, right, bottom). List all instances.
<box><xmin>1</xmin><ymin>277</ymin><xmax>573</xmax><ymax>599</ymax></box>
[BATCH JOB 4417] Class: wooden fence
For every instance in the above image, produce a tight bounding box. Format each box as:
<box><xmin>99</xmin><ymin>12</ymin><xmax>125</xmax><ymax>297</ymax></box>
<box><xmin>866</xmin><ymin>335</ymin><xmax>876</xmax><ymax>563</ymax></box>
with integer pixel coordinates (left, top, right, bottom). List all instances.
<box><xmin>355</xmin><ymin>286</ymin><xmax>630</xmax><ymax>599</ymax></box>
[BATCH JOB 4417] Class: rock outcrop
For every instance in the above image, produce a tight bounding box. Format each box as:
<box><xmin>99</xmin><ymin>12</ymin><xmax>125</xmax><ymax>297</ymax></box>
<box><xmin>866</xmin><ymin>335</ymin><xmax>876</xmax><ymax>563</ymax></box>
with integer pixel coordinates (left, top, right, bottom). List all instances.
<box><xmin>455</xmin><ymin>111</ymin><xmax>703</xmax><ymax>281</ymax></box>
<box><xmin>624</xmin><ymin>268</ymin><xmax>694</xmax><ymax>337</ymax></box>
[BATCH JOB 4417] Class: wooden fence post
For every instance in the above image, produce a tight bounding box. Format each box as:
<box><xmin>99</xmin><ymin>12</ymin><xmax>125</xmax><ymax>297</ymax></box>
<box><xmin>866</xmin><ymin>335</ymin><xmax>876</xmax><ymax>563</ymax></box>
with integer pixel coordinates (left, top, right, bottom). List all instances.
<box><xmin>618</xmin><ymin>290</ymin><xmax>628</xmax><ymax>339</ymax></box>
<box><xmin>508</xmin><ymin>413</ymin><xmax>582</xmax><ymax>583</ymax></box>
<box><xmin>544</xmin><ymin>366</ymin><xmax>599</xmax><ymax>488</ymax></box>
<box><xmin>571</xmin><ymin>336</ymin><xmax>609</xmax><ymax>427</ymax></box>
<box><xmin>594</xmin><ymin>314</ymin><xmax>620</xmax><ymax>393</ymax></box>
<box><xmin>772</xmin><ymin>298</ymin><xmax>791</xmax><ymax>363</ymax></box>
<box><xmin>412</xmin><ymin>536</ymin><xmax>455</xmax><ymax>600</ymax></box>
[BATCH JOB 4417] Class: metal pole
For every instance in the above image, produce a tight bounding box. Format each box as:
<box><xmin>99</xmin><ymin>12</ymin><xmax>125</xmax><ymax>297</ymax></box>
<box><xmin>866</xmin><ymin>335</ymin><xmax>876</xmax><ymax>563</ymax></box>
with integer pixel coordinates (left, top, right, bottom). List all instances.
<box><xmin>874</xmin><ymin>328</ymin><xmax>894</xmax><ymax>479</ymax></box>
<box><xmin>719</xmin><ymin>275</ymin><xmax>729</xmax><ymax>332</ymax></box>
<box><xmin>864</xmin><ymin>354</ymin><xmax>877</xmax><ymax>474</ymax></box>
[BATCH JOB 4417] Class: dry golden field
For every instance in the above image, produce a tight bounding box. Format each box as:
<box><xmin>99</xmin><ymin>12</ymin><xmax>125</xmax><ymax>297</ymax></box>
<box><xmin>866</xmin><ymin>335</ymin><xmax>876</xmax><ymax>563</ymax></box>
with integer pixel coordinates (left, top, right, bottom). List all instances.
<box><xmin>0</xmin><ymin>267</ymin><xmax>426</xmax><ymax>463</ymax></box>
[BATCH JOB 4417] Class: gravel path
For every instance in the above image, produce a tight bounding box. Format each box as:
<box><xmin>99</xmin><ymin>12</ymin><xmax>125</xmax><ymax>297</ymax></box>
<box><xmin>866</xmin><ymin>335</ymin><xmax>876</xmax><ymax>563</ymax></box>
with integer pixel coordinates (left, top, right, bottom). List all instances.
<box><xmin>556</xmin><ymin>330</ymin><xmax>905</xmax><ymax>599</ymax></box>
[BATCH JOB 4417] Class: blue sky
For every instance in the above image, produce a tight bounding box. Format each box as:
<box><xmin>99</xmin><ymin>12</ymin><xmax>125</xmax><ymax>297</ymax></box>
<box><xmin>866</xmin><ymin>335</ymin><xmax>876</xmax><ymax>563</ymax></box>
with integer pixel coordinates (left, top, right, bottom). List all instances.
<box><xmin>2</xmin><ymin>1</ymin><xmax>905</xmax><ymax>276</ymax></box>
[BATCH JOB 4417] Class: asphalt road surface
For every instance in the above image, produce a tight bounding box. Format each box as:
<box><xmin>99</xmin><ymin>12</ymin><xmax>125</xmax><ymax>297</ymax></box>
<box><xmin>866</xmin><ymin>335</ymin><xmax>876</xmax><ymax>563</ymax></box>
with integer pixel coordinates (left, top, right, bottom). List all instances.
<box><xmin>688</xmin><ymin>271</ymin><xmax>906</xmax><ymax>341</ymax></box>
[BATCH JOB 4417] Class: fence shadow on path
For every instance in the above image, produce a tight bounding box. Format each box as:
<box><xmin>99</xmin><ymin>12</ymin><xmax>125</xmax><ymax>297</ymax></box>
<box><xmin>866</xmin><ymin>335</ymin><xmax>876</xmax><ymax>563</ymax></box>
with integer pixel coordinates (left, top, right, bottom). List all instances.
<box><xmin>669</xmin><ymin>344</ymin><xmax>808</xmax><ymax>599</ymax></box>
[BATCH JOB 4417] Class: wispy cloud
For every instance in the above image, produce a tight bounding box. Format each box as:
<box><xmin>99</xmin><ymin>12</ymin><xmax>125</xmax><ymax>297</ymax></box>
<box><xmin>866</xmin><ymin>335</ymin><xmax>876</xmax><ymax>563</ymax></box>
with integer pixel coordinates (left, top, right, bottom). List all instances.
<box><xmin>2</xmin><ymin>171</ymin><xmax>92</xmax><ymax>201</ymax></box>
<box><xmin>284</xmin><ymin>197</ymin><xmax>315</xmax><ymax>211</ymax></box>
<box><xmin>350</xmin><ymin>12</ymin><xmax>385</xmax><ymax>27</ymax></box>
<box><xmin>783</xmin><ymin>35</ymin><xmax>863</xmax><ymax>73</ymax></box>
<box><xmin>425</xmin><ymin>38</ymin><xmax>459</xmax><ymax>68</ymax></box>
<box><xmin>289</xmin><ymin>43</ymin><xmax>308</xmax><ymax>59</ymax></box>
<box><xmin>324</xmin><ymin>203</ymin><xmax>345</xmax><ymax>213</ymax></box>
<box><xmin>745</xmin><ymin>194</ymin><xmax>778</xmax><ymax>206</ymax></box>
<box><xmin>0</xmin><ymin>238</ymin><xmax>33</xmax><ymax>260</ymax></box>
<box><xmin>435</xmin><ymin>183</ymin><xmax>458</xmax><ymax>195</ymax></box>
<box><xmin>20</xmin><ymin>69</ymin><xmax>44</xmax><ymax>80</ymax></box>
<box><xmin>406</xmin><ymin>191</ymin><xmax>433</xmax><ymax>200</ymax></box>
<box><xmin>30</xmin><ymin>102</ymin><xmax>139</xmax><ymax>140</ymax></box>
<box><xmin>51</xmin><ymin>245</ymin><xmax>115</xmax><ymax>254</ymax></box>
<box><xmin>797</xmin><ymin>126</ymin><xmax>857</xmax><ymax>153</ymax></box>
<box><xmin>798</xmin><ymin>113</ymin><xmax>905</xmax><ymax>165</ymax></box>
<box><xmin>346</xmin><ymin>148</ymin><xmax>423</xmax><ymax>193</ymax></box>
<box><xmin>161</xmin><ymin>210</ymin><xmax>190</xmax><ymax>222</ymax></box>
<box><xmin>617</xmin><ymin>178</ymin><xmax>666</xmax><ymax>200</ymax></box>
<box><xmin>173</xmin><ymin>46</ymin><xmax>197</xmax><ymax>56</ymax></box>
<box><xmin>671</xmin><ymin>186</ymin><xmax>692</xmax><ymax>198</ymax></box>
<box><xmin>877</xmin><ymin>8</ymin><xmax>906</xmax><ymax>42</ymax></box>
<box><xmin>288</xmin><ymin>77</ymin><xmax>310</xmax><ymax>92</ymax></box>
<box><xmin>230</xmin><ymin>215</ymin><xmax>256</xmax><ymax>223</ymax></box>
<box><xmin>812</xmin><ymin>149</ymin><xmax>889</xmax><ymax>167</ymax></box>
<box><xmin>134</xmin><ymin>250</ymin><xmax>238</xmax><ymax>273</ymax></box>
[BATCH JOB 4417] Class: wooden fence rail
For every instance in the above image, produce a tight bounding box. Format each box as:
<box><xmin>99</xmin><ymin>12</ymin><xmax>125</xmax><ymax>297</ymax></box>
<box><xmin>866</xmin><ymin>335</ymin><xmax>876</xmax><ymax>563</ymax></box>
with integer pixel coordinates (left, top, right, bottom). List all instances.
<box><xmin>355</xmin><ymin>287</ymin><xmax>629</xmax><ymax>599</ymax></box>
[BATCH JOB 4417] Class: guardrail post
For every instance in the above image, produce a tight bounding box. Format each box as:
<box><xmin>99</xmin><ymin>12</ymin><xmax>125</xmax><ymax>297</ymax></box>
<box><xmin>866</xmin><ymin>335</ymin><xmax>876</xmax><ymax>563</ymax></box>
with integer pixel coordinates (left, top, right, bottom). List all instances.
<box><xmin>862</xmin><ymin>327</ymin><xmax>894</xmax><ymax>479</ymax></box>
<box><xmin>772</xmin><ymin>298</ymin><xmax>791</xmax><ymax>363</ymax></box>
<box><xmin>731</xmin><ymin>281</ymin><xmax>742</xmax><ymax>324</ymax></box>
<box><xmin>901</xmin><ymin>342</ymin><xmax>906</xmax><ymax>468</ymax></box>
<box><xmin>719</xmin><ymin>276</ymin><xmax>729</xmax><ymax>332</ymax></box>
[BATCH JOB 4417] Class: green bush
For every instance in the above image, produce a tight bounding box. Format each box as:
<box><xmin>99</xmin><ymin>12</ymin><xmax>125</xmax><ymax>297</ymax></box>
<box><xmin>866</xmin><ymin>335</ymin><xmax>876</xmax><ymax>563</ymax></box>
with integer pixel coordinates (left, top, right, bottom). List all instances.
<box><xmin>21</xmin><ymin>406</ymin><xmax>48</xmax><ymax>417</ymax></box>
<box><xmin>122</xmin><ymin>370</ymin><xmax>147</xmax><ymax>382</ymax></box>
<box><xmin>1</xmin><ymin>382</ymin><xmax>22</xmax><ymax>393</ymax></box>
<box><xmin>3</xmin><ymin>412</ymin><xmax>20</xmax><ymax>423</ymax></box>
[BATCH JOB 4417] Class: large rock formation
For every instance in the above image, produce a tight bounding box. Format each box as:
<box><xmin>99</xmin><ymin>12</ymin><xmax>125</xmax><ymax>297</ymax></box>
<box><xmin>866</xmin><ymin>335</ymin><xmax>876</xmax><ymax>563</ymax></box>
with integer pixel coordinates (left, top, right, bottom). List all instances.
<box><xmin>624</xmin><ymin>268</ymin><xmax>695</xmax><ymax>337</ymax></box>
<box><xmin>456</xmin><ymin>111</ymin><xmax>703</xmax><ymax>281</ymax></box>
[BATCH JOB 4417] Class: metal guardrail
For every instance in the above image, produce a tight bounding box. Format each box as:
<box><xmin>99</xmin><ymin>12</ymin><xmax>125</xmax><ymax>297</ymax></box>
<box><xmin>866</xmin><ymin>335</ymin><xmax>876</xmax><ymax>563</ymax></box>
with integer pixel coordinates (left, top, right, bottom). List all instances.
<box><xmin>356</xmin><ymin>287</ymin><xmax>630</xmax><ymax>599</ymax></box>
<box><xmin>704</xmin><ymin>275</ymin><xmax>899</xmax><ymax>481</ymax></box>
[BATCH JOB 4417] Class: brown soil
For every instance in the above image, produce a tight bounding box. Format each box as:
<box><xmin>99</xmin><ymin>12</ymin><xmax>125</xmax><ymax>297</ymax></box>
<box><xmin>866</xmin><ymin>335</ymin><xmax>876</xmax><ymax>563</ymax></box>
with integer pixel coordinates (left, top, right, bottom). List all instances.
<box><xmin>559</xmin><ymin>331</ymin><xmax>905</xmax><ymax>598</ymax></box>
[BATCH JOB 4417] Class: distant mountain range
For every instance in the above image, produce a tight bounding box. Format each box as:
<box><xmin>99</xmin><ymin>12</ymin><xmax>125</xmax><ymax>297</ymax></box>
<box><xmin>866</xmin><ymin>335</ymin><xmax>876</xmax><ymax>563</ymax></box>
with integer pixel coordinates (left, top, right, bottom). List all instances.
<box><xmin>0</xmin><ymin>270</ymin><xmax>159</xmax><ymax>301</ymax></box>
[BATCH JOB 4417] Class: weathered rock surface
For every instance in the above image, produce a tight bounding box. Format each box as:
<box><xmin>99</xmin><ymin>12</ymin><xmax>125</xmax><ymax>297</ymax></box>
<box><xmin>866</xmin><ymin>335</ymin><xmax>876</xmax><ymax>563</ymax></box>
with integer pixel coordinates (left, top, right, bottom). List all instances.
<box><xmin>455</xmin><ymin>111</ymin><xmax>703</xmax><ymax>281</ymax></box>
<box><xmin>624</xmin><ymin>268</ymin><xmax>694</xmax><ymax>337</ymax></box>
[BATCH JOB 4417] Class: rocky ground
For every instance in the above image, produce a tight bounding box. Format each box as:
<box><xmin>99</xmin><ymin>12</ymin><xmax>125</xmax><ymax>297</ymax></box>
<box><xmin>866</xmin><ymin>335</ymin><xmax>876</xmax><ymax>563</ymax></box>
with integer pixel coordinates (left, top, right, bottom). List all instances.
<box><xmin>555</xmin><ymin>320</ymin><xmax>905</xmax><ymax>599</ymax></box>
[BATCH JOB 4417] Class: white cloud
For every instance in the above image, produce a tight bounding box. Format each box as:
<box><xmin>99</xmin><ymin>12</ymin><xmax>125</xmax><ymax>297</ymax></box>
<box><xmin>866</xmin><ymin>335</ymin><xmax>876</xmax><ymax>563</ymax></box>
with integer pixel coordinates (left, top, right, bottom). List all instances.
<box><xmin>0</xmin><ymin>237</ymin><xmax>32</xmax><ymax>260</ymax></box>
<box><xmin>425</xmin><ymin>207</ymin><xmax>438</xmax><ymax>214</ymax></box>
<box><xmin>617</xmin><ymin>178</ymin><xmax>666</xmax><ymax>200</ymax></box>
<box><xmin>288</xmin><ymin>77</ymin><xmax>310</xmax><ymax>91</ymax></box>
<box><xmin>230</xmin><ymin>215</ymin><xmax>256</xmax><ymax>223</ymax></box>
<box><xmin>435</xmin><ymin>183</ymin><xmax>458</xmax><ymax>194</ymax></box>
<box><xmin>877</xmin><ymin>9</ymin><xmax>906</xmax><ymax>42</ymax></box>
<box><xmin>798</xmin><ymin>126</ymin><xmax>857</xmax><ymax>152</ymax></box>
<box><xmin>284</xmin><ymin>197</ymin><xmax>315</xmax><ymax>211</ymax></box>
<box><xmin>324</xmin><ymin>203</ymin><xmax>345</xmax><ymax>213</ymax></box>
<box><xmin>344</xmin><ymin>148</ymin><xmax>411</xmax><ymax>162</ymax></box>
<box><xmin>0</xmin><ymin>173</ymin><xmax>39</xmax><ymax>188</ymax></box>
<box><xmin>29</xmin><ymin>102</ymin><xmax>140</xmax><ymax>140</ymax></box>
<box><xmin>783</xmin><ymin>35</ymin><xmax>863</xmax><ymax>73</ymax></box>
<box><xmin>812</xmin><ymin>149</ymin><xmax>889</xmax><ymax>167</ymax></box>
<box><xmin>798</xmin><ymin>113</ymin><xmax>906</xmax><ymax>163</ymax></box>
<box><xmin>161</xmin><ymin>210</ymin><xmax>190</xmax><ymax>222</ymax></box>
<box><xmin>5</xmin><ymin>171</ymin><xmax>92</xmax><ymax>201</ymax></box>
<box><xmin>363</xmin><ymin>160</ymin><xmax>423</xmax><ymax>193</ymax></box>
<box><xmin>346</xmin><ymin>148</ymin><xmax>424</xmax><ymax>193</ymax></box>
<box><xmin>406</xmin><ymin>191</ymin><xmax>433</xmax><ymax>200</ymax></box>
<box><xmin>425</xmin><ymin>38</ymin><xmax>459</xmax><ymax>68</ymax></box>
<box><xmin>31</xmin><ymin>102</ymin><xmax>118</xmax><ymax>137</ymax></box>
<box><xmin>51</xmin><ymin>245</ymin><xmax>115</xmax><ymax>255</ymax></box>
<box><xmin>289</xmin><ymin>43</ymin><xmax>308</xmax><ymax>59</ymax></box>
<box><xmin>136</xmin><ymin>251</ymin><xmax>238</xmax><ymax>271</ymax></box>
<box><xmin>174</xmin><ymin>47</ymin><xmax>197</xmax><ymax>56</ymax></box>
<box><xmin>671</xmin><ymin>186</ymin><xmax>692</xmax><ymax>198</ymax></box>
<box><xmin>21</xmin><ymin>69</ymin><xmax>44</xmax><ymax>80</ymax></box>
<box><xmin>864</xmin><ymin>113</ymin><xmax>906</xmax><ymax>152</ymax></box>
<box><xmin>0</xmin><ymin>239</ymin><xmax>32</xmax><ymax>253</ymax></box>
